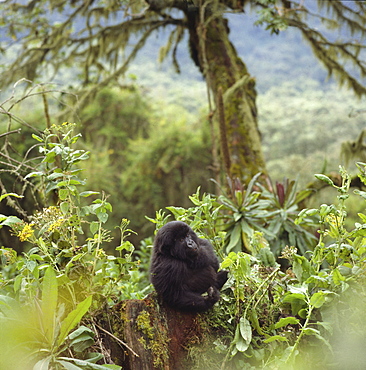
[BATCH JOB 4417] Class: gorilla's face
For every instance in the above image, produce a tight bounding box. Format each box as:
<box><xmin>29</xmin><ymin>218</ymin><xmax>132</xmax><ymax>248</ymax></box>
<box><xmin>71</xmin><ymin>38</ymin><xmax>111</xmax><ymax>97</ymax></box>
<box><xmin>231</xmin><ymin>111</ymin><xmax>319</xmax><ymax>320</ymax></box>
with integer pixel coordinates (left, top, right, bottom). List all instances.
<box><xmin>156</xmin><ymin>220</ymin><xmax>200</xmax><ymax>260</ymax></box>
<box><xmin>175</xmin><ymin>233</ymin><xmax>199</xmax><ymax>258</ymax></box>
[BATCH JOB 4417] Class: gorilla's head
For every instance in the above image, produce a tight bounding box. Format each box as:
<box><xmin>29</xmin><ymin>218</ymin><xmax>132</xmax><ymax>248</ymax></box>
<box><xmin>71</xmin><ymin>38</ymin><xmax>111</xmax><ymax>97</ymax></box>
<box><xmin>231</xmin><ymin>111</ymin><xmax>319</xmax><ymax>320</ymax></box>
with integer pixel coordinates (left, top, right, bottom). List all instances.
<box><xmin>154</xmin><ymin>221</ymin><xmax>199</xmax><ymax>260</ymax></box>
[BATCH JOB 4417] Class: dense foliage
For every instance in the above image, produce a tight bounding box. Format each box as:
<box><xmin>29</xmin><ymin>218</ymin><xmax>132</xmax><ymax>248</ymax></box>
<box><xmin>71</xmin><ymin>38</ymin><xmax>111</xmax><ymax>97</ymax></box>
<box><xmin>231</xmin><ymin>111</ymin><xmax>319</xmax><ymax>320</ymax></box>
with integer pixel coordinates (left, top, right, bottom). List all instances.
<box><xmin>1</xmin><ymin>1</ymin><xmax>366</xmax><ymax>368</ymax></box>
<box><xmin>1</xmin><ymin>122</ymin><xmax>366</xmax><ymax>368</ymax></box>
<box><xmin>1</xmin><ymin>81</ymin><xmax>365</xmax><ymax>250</ymax></box>
<box><xmin>2</xmin><ymin>1</ymin><xmax>365</xmax><ymax>95</ymax></box>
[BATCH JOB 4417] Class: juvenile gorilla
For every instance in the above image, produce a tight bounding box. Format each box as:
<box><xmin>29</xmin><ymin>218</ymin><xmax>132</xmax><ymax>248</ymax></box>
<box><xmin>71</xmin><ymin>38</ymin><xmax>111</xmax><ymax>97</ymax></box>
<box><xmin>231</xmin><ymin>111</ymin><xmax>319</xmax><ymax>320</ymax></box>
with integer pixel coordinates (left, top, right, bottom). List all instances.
<box><xmin>150</xmin><ymin>221</ymin><xmax>228</xmax><ymax>312</ymax></box>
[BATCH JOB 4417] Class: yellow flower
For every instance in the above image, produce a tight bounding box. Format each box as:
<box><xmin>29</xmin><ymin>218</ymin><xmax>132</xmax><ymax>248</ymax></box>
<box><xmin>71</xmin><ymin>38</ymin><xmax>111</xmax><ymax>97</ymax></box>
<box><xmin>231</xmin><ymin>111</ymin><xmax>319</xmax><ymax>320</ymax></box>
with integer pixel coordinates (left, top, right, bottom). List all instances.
<box><xmin>47</xmin><ymin>218</ymin><xmax>65</xmax><ymax>233</ymax></box>
<box><xmin>18</xmin><ymin>223</ymin><xmax>35</xmax><ymax>242</ymax></box>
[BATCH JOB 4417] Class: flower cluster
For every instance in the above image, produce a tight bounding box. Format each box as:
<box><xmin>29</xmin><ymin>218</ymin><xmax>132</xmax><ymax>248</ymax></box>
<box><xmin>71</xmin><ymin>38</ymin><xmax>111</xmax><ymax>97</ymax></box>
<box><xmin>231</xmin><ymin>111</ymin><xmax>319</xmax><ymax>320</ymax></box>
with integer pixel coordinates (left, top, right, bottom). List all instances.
<box><xmin>17</xmin><ymin>222</ymin><xmax>35</xmax><ymax>242</ymax></box>
<box><xmin>48</xmin><ymin>218</ymin><xmax>66</xmax><ymax>233</ymax></box>
<box><xmin>280</xmin><ymin>245</ymin><xmax>298</xmax><ymax>261</ymax></box>
<box><xmin>31</xmin><ymin>206</ymin><xmax>65</xmax><ymax>232</ymax></box>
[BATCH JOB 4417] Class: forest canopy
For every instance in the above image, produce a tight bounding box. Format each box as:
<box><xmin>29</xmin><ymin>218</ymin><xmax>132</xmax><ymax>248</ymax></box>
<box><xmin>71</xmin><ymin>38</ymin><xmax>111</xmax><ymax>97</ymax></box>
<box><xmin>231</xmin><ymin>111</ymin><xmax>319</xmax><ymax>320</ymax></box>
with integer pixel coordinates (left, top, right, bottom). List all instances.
<box><xmin>1</xmin><ymin>0</ymin><xmax>366</xmax><ymax>181</ymax></box>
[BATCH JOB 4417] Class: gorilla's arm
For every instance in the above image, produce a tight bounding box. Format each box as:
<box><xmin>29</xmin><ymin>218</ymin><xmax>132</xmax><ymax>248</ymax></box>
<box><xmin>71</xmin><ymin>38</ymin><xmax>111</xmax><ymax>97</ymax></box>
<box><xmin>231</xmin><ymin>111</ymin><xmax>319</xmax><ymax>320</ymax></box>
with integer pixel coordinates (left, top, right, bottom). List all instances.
<box><xmin>169</xmin><ymin>286</ymin><xmax>220</xmax><ymax>312</ymax></box>
<box><xmin>151</xmin><ymin>258</ymin><xmax>220</xmax><ymax>312</ymax></box>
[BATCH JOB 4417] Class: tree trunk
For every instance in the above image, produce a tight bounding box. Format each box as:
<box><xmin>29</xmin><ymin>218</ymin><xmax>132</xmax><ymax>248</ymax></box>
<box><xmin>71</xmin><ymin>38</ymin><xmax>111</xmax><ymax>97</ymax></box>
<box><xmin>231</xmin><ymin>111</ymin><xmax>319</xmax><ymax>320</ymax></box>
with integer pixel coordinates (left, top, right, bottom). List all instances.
<box><xmin>187</xmin><ymin>8</ymin><xmax>267</xmax><ymax>183</ymax></box>
<box><xmin>97</xmin><ymin>293</ymin><xmax>204</xmax><ymax>369</ymax></box>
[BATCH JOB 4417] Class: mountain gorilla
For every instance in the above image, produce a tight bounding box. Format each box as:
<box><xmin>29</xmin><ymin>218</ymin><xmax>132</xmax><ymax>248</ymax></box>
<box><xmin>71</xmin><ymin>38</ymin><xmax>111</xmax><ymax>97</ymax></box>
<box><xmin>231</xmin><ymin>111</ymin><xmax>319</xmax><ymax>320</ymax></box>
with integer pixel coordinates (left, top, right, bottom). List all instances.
<box><xmin>150</xmin><ymin>221</ymin><xmax>228</xmax><ymax>312</ymax></box>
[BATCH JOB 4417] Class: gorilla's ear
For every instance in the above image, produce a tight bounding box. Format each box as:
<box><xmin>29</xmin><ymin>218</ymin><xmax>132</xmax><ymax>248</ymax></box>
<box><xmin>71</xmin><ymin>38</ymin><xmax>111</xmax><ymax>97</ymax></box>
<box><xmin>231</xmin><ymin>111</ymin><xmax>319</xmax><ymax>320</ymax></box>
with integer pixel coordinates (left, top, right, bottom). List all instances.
<box><xmin>154</xmin><ymin>229</ymin><xmax>173</xmax><ymax>254</ymax></box>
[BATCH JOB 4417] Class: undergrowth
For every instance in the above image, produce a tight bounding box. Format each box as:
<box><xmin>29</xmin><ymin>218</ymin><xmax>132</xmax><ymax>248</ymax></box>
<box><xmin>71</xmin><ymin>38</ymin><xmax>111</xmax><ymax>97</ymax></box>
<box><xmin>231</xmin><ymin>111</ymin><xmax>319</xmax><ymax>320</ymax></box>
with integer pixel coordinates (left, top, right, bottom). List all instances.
<box><xmin>0</xmin><ymin>122</ymin><xmax>365</xmax><ymax>369</ymax></box>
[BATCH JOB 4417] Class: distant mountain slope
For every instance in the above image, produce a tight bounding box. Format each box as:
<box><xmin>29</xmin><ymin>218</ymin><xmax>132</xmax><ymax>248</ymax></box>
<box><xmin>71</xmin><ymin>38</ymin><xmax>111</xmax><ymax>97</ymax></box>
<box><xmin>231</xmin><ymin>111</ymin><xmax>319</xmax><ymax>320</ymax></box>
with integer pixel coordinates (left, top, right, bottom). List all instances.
<box><xmin>126</xmin><ymin>9</ymin><xmax>332</xmax><ymax>115</ymax></box>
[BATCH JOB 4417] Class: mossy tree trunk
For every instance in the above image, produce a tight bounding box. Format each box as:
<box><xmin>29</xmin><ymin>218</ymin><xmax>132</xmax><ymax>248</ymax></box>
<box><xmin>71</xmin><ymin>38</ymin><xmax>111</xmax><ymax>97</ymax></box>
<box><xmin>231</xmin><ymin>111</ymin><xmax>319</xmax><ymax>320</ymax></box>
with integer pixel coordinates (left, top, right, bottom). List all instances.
<box><xmin>97</xmin><ymin>293</ymin><xmax>204</xmax><ymax>369</ymax></box>
<box><xmin>186</xmin><ymin>6</ymin><xmax>267</xmax><ymax>183</ymax></box>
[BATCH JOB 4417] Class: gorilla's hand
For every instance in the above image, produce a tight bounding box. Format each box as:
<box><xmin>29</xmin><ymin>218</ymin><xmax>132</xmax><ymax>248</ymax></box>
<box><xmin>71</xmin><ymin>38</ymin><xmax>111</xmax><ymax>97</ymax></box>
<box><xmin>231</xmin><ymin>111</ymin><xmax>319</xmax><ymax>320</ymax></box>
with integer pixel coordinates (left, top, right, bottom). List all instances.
<box><xmin>206</xmin><ymin>286</ymin><xmax>220</xmax><ymax>304</ymax></box>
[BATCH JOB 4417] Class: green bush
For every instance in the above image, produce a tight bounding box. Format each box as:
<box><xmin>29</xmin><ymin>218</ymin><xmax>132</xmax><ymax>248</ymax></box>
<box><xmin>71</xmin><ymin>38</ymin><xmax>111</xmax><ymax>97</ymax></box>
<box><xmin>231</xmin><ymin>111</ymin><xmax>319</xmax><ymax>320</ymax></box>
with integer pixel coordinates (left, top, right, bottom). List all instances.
<box><xmin>1</xmin><ymin>122</ymin><xmax>366</xmax><ymax>369</ymax></box>
<box><xmin>0</xmin><ymin>125</ymin><xmax>147</xmax><ymax>369</ymax></box>
<box><xmin>197</xmin><ymin>164</ymin><xmax>366</xmax><ymax>369</ymax></box>
<box><xmin>149</xmin><ymin>164</ymin><xmax>366</xmax><ymax>369</ymax></box>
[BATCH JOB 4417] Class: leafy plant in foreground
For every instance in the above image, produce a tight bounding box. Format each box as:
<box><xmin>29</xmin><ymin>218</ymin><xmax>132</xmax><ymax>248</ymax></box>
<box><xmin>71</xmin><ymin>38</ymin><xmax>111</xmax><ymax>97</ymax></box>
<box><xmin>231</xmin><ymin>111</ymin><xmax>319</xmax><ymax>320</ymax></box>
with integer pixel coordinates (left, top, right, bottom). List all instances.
<box><xmin>0</xmin><ymin>125</ymin><xmax>146</xmax><ymax>368</ymax></box>
<box><xmin>0</xmin><ymin>266</ymin><xmax>110</xmax><ymax>370</ymax></box>
<box><xmin>147</xmin><ymin>187</ymin><xmax>225</xmax><ymax>257</ymax></box>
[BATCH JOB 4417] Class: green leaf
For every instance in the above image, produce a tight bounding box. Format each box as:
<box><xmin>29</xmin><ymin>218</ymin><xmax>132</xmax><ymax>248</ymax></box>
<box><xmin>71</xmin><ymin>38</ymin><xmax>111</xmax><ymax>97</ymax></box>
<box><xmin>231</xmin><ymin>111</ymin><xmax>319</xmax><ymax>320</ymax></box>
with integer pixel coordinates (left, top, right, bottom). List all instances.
<box><xmin>354</xmin><ymin>189</ymin><xmax>366</xmax><ymax>199</ymax></box>
<box><xmin>47</xmin><ymin>172</ymin><xmax>64</xmax><ymax>181</ymax></box>
<box><xmin>232</xmin><ymin>317</ymin><xmax>252</xmax><ymax>353</ymax></box>
<box><xmin>263</xmin><ymin>335</ymin><xmax>288</xmax><ymax>343</ymax></box>
<box><xmin>283</xmin><ymin>293</ymin><xmax>306</xmax><ymax>303</ymax></box>
<box><xmin>41</xmin><ymin>266</ymin><xmax>58</xmax><ymax>344</ymax></box>
<box><xmin>90</xmin><ymin>221</ymin><xmax>99</xmax><ymax>235</ymax></box>
<box><xmin>60</xmin><ymin>201</ymin><xmax>70</xmax><ymax>214</ymax></box>
<box><xmin>69</xmin><ymin>325</ymin><xmax>94</xmax><ymax>340</ymax></box>
<box><xmin>59</xmin><ymin>189</ymin><xmax>69</xmax><ymax>200</ymax></box>
<box><xmin>292</xmin><ymin>255</ymin><xmax>312</xmax><ymax>283</ymax></box>
<box><xmin>226</xmin><ymin>224</ymin><xmax>242</xmax><ymax>253</ymax></box>
<box><xmin>314</xmin><ymin>174</ymin><xmax>334</xmax><ymax>186</ymax></box>
<box><xmin>294</xmin><ymin>189</ymin><xmax>314</xmax><ymax>205</ymax></box>
<box><xmin>288</xmin><ymin>285</ymin><xmax>307</xmax><ymax>295</ymax></box>
<box><xmin>239</xmin><ymin>317</ymin><xmax>252</xmax><ymax>342</ymax></box>
<box><xmin>298</xmin><ymin>308</ymin><xmax>308</xmax><ymax>319</ymax></box>
<box><xmin>302</xmin><ymin>327</ymin><xmax>321</xmax><ymax>336</ymax></box>
<box><xmin>310</xmin><ymin>291</ymin><xmax>326</xmax><ymax>308</ymax></box>
<box><xmin>85</xmin><ymin>352</ymin><xmax>104</xmax><ymax>364</ymax></box>
<box><xmin>0</xmin><ymin>216</ymin><xmax>22</xmax><ymax>226</ymax></box>
<box><xmin>57</xmin><ymin>295</ymin><xmax>92</xmax><ymax>347</ymax></box>
<box><xmin>14</xmin><ymin>274</ymin><xmax>23</xmax><ymax>293</ymax></box>
<box><xmin>33</xmin><ymin>356</ymin><xmax>52</xmax><ymax>370</ymax></box>
<box><xmin>97</xmin><ymin>212</ymin><xmax>108</xmax><ymax>223</ymax></box>
<box><xmin>221</xmin><ymin>257</ymin><xmax>234</xmax><ymax>269</ymax></box>
<box><xmin>249</xmin><ymin>308</ymin><xmax>265</xmax><ymax>335</ymax></box>
<box><xmin>79</xmin><ymin>191</ymin><xmax>100</xmax><ymax>197</ymax></box>
<box><xmin>238</xmin><ymin>253</ymin><xmax>251</xmax><ymax>276</ymax></box>
<box><xmin>274</xmin><ymin>316</ymin><xmax>300</xmax><ymax>329</ymax></box>
<box><xmin>69</xmin><ymin>330</ymin><xmax>95</xmax><ymax>353</ymax></box>
<box><xmin>44</xmin><ymin>151</ymin><xmax>56</xmax><ymax>163</ymax></box>
<box><xmin>103</xmin><ymin>365</ymin><xmax>122</xmax><ymax>370</ymax></box>
<box><xmin>32</xmin><ymin>133</ymin><xmax>44</xmax><ymax>142</ymax></box>
<box><xmin>59</xmin><ymin>358</ymin><xmax>121</xmax><ymax>370</ymax></box>
<box><xmin>332</xmin><ymin>268</ymin><xmax>346</xmax><ymax>285</ymax></box>
<box><xmin>58</xmin><ymin>360</ymin><xmax>84</xmax><ymax>370</ymax></box>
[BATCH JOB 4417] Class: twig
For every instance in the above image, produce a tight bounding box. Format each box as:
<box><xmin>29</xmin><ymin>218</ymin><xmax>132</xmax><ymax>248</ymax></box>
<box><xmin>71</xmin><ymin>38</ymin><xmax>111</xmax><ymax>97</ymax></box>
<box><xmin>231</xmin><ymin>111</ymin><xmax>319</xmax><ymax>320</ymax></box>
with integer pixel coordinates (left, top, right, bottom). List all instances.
<box><xmin>0</xmin><ymin>129</ymin><xmax>21</xmax><ymax>138</ymax></box>
<box><xmin>94</xmin><ymin>322</ymin><xmax>140</xmax><ymax>358</ymax></box>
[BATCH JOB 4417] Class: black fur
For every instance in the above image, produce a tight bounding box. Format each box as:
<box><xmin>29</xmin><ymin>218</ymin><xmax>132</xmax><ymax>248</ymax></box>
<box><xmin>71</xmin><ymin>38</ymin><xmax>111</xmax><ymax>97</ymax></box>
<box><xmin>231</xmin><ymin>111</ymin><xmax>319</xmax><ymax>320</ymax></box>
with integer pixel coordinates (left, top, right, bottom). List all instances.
<box><xmin>150</xmin><ymin>221</ymin><xmax>228</xmax><ymax>312</ymax></box>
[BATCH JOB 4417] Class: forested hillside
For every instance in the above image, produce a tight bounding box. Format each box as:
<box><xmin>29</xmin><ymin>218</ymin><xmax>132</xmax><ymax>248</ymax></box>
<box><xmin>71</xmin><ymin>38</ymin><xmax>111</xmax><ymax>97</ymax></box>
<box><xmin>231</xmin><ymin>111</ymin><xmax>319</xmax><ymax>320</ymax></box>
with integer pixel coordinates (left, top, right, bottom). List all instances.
<box><xmin>126</xmin><ymin>11</ymin><xmax>365</xmax><ymax>187</ymax></box>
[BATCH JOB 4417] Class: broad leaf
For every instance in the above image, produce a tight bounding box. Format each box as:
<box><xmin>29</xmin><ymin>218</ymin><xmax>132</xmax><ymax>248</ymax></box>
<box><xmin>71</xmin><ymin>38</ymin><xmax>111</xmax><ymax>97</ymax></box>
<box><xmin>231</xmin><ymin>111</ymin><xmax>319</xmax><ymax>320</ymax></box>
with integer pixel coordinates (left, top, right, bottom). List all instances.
<box><xmin>264</xmin><ymin>335</ymin><xmax>288</xmax><ymax>343</ymax></box>
<box><xmin>41</xmin><ymin>266</ymin><xmax>58</xmax><ymax>345</ymax></box>
<box><xmin>57</xmin><ymin>295</ymin><xmax>92</xmax><ymax>347</ymax></box>
<box><xmin>274</xmin><ymin>316</ymin><xmax>300</xmax><ymax>329</ymax></box>
<box><xmin>310</xmin><ymin>291</ymin><xmax>326</xmax><ymax>308</ymax></box>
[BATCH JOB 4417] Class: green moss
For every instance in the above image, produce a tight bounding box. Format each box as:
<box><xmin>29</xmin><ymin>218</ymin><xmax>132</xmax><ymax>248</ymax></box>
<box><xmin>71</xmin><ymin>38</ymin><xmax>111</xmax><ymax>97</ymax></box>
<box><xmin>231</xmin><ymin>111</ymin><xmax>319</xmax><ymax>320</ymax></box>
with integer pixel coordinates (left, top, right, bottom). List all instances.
<box><xmin>135</xmin><ymin>309</ymin><xmax>170</xmax><ymax>369</ymax></box>
<box><xmin>136</xmin><ymin>310</ymin><xmax>155</xmax><ymax>340</ymax></box>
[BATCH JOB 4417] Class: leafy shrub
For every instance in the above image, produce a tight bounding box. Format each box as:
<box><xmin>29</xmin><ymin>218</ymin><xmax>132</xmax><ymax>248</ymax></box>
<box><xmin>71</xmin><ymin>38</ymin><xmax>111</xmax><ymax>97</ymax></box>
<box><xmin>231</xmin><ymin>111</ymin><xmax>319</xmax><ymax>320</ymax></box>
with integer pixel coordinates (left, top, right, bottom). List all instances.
<box><xmin>151</xmin><ymin>164</ymin><xmax>366</xmax><ymax>369</ymax></box>
<box><xmin>217</xmin><ymin>174</ymin><xmax>318</xmax><ymax>257</ymax></box>
<box><xmin>0</xmin><ymin>124</ymin><xmax>148</xmax><ymax>369</ymax></box>
<box><xmin>203</xmin><ymin>164</ymin><xmax>366</xmax><ymax>369</ymax></box>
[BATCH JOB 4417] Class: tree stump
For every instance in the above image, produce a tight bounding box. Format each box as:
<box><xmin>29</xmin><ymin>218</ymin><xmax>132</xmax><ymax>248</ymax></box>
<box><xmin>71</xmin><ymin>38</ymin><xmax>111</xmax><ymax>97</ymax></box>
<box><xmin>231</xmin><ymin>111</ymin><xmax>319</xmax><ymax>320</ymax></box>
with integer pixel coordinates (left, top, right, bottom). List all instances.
<box><xmin>98</xmin><ymin>293</ymin><xmax>204</xmax><ymax>369</ymax></box>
